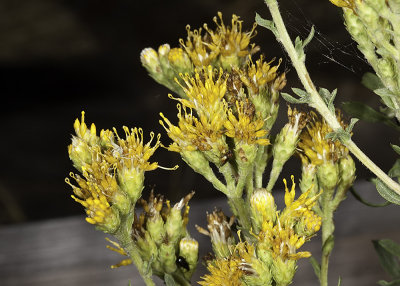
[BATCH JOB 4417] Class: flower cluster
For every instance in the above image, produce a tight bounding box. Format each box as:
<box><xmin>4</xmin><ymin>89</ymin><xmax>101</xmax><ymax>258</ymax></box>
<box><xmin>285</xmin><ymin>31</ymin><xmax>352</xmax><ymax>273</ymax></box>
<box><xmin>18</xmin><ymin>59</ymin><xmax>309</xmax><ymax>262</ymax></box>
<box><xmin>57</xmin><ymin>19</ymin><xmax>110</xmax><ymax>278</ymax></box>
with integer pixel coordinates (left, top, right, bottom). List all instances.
<box><xmin>66</xmin><ymin>112</ymin><xmax>161</xmax><ymax>232</ymax></box>
<box><xmin>298</xmin><ymin>111</ymin><xmax>356</xmax><ymax>213</ymax></box>
<box><xmin>199</xmin><ymin>177</ymin><xmax>322</xmax><ymax>286</ymax></box>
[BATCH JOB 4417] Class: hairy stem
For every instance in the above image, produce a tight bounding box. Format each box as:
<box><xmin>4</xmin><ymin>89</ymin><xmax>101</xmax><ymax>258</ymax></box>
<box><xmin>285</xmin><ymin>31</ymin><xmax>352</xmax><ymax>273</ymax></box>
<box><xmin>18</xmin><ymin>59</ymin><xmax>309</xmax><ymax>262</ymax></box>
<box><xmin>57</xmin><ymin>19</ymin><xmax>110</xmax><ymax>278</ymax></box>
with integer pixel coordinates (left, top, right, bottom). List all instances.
<box><xmin>264</xmin><ymin>0</ymin><xmax>400</xmax><ymax>196</ymax></box>
<box><xmin>116</xmin><ymin>211</ymin><xmax>155</xmax><ymax>286</ymax></box>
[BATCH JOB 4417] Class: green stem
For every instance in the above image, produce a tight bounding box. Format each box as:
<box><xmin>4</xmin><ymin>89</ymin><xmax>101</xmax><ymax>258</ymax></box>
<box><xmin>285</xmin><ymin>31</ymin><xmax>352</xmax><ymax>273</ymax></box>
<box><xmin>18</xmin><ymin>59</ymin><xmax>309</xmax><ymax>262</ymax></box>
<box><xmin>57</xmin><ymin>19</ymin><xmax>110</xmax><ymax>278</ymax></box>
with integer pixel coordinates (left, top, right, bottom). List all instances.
<box><xmin>172</xmin><ymin>272</ymin><xmax>192</xmax><ymax>286</ymax></box>
<box><xmin>320</xmin><ymin>208</ymin><xmax>334</xmax><ymax>286</ymax></box>
<box><xmin>228</xmin><ymin>196</ymin><xmax>251</xmax><ymax>230</ymax></box>
<box><xmin>266</xmin><ymin>161</ymin><xmax>283</xmax><ymax>192</ymax></box>
<box><xmin>116</xmin><ymin>211</ymin><xmax>155</xmax><ymax>286</ymax></box>
<box><xmin>264</xmin><ymin>0</ymin><xmax>400</xmax><ymax>196</ymax></box>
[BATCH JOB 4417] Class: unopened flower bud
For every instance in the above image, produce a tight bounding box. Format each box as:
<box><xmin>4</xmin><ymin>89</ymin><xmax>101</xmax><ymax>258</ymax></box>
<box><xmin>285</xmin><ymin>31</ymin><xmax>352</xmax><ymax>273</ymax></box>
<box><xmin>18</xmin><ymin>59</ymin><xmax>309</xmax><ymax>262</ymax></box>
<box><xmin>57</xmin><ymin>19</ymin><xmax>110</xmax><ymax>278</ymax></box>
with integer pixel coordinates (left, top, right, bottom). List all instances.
<box><xmin>272</xmin><ymin>258</ymin><xmax>296</xmax><ymax>286</ymax></box>
<box><xmin>112</xmin><ymin>191</ymin><xmax>131</xmax><ymax>215</ymax></box>
<box><xmin>317</xmin><ymin>161</ymin><xmax>339</xmax><ymax>193</ymax></box>
<box><xmin>250</xmin><ymin>188</ymin><xmax>276</xmax><ymax>232</ymax></box>
<box><xmin>168</xmin><ymin>48</ymin><xmax>192</xmax><ymax>74</ymax></box>
<box><xmin>68</xmin><ymin>138</ymin><xmax>92</xmax><ymax>172</ymax></box>
<box><xmin>179</xmin><ymin>237</ymin><xmax>199</xmax><ymax>279</ymax></box>
<box><xmin>146</xmin><ymin>212</ymin><xmax>165</xmax><ymax>246</ymax></box>
<box><xmin>117</xmin><ymin>167</ymin><xmax>144</xmax><ymax>203</ymax></box>
<box><xmin>159</xmin><ymin>242</ymin><xmax>177</xmax><ymax>274</ymax></box>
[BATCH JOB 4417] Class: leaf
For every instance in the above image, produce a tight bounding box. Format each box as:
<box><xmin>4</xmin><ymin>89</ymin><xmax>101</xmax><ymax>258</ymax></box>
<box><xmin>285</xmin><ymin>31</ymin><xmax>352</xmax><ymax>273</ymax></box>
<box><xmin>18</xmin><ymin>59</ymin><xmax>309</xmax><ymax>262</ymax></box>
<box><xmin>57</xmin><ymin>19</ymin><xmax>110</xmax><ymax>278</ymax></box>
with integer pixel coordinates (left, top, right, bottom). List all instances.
<box><xmin>373</xmin><ymin>240</ymin><xmax>400</xmax><ymax>279</ymax></box>
<box><xmin>374</xmin><ymin>88</ymin><xmax>397</xmax><ymax>110</ymax></box>
<box><xmin>255</xmin><ymin>13</ymin><xmax>278</xmax><ymax>37</ymax></box>
<box><xmin>342</xmin><ymin>101</ymin><xmax>389</xmax><ymax>123</ymax></box>
<box><xmin>322</xmin><ymin>235</ymin><xmax>335</xmax><ymax>254</ymax></box>
<box><xmin>309</xmin><ymin>256</ymin><xmax>321</xmax><ymax>279</ymax></box>
<box><xmin>389</xmin><ymin>159</ymin><xmax>400</xmax><ymax>180</ymax></box>
<box><xmin>379</xmin><ymin>239</ymin><xmax>400</xmax><ymax>258</ymax></box>
<box><xmin>292</xmin><ymin>87</ymin><xmax>309</xmax><ymax>98</ymax></box>
<box><xmin>372</xmin><ymin>178</ymin><xmax>400</xmax><ymax>205</ymax></box>
<box><xmin>362</xmin><ymin>72</ymin><xmax>383</xmax><ymax>91</ymax></box>
<box><xmin>164</xmin><ymin>274</ymin><xmax>177</xmax><ymax>286</ymax></box>
<box><xmin>337</xmin><ymin>276</ymin><xmax>342</xmax><ymax>286</ymax></box>
<box><xmin>378</xmin><ymin>279</ymin><xmax>400</xmax><ymax>286</ymax></box>
<box><xmin>349</xmin><ymin>187</ymin><xmax>391</xmax><ymax>207</ymax></box>
<box><xmin>281</xmin><ymin>92</ymin><xmax>309</xmax><ymax>104</ymax></box>
<box><xmin>392</xmin><ymin>144</ymin><xmax>400</xmax><ymax>156</ymax></box>
<box><xmin>303</xmin><ymin>26</ymin><xmax>315</xmax><ymax>48</ymax></box>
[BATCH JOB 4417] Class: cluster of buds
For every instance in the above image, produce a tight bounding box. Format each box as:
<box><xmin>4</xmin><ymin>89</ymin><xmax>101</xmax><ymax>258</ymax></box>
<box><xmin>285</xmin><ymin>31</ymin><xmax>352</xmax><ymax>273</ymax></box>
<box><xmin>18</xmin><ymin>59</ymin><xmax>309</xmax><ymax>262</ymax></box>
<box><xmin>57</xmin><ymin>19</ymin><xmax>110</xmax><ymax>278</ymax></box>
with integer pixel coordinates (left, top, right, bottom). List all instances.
<box><xmin>330</xmin><ymin>0</ymin><xmax>400</xmax><ymax>119</ymax></box>
<box><xmin>66</xmin><ymin>112</ymin><xmax>161</xmax><ymax>233</ymax></box>
<box><xmin>126</xmin><ymin>191</ymin><xmax>198</xmax><ymax>281</ymax></box>
<box><xmin>199</xmin><ymin>177</ymin><xmax>322</xmax><ymax>286</ymax></box>
<box><xmin>298</xmin><ymin>111</ymin><xmax>356</xmax><ymax>212</ymax></box>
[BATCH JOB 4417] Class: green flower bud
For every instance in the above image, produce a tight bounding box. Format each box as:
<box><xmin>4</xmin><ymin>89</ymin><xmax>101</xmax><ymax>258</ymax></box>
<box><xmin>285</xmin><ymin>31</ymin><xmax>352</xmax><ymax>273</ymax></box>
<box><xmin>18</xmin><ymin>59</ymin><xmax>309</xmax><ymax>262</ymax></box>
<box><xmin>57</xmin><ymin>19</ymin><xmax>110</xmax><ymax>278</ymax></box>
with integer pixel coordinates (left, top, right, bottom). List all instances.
<box><xmin>140</xmin><ymin>47</ymin><xmax>163</xmax><ymax>82</ymax></box>
<box><xmin>250</xmin><ymin>188</ymin><xmax>276</xmax><ymax>232</ymax></box>
<box><xmin>117</xmin><ymin>167</ymin><xmax>144</xmax><ymax>203</ymax></box>
<box><xmin>219</xmin><ymin>53</ymin><xmax>240</xmax><ymax>71</ymax></box>
<box><xmin>158</xmin><ymin>44</ymin><xmax>175</xmax><ymax>80</ymax></box>
<box><xmin>168</xmin><ymin>48</ymin><xmax>193</xmax><ymax>74</ymax></box>
<box><xmin>159</xmin><ymin>242</ymin><xmax>177</xmax><ymax>274</ymax></box>
<box><xmin>272</xmin><ymin>258</ymin><xmax>296</xmax><ymax>286</ymax></box>
<box><xmin>299</xmin><ymin>159</ymin><xmax>318</xmax><ymax>196</ymax></box>
<box><xmin>178</xmin><ymin>237</ymin><xmax>199</xmax><ymax>279</ymax></box>
<box><xmin>317</xmin><ymin>161</ymin><xmax>339</xmax><ymax>194</ymax></box>
<box><xmin>135</xmin><ymin>231</ymin><xmax>158</xmax><ymax>263</ymax></box>
<box><xmin>165</xmin><ymin>205</ymin><xmax>184</xmax><ymax>245</ymax></box>
<box><xmin>112</xmin><ymin>191</ymin><xmax>131</xmax><ymax>216</ymax></box>
<box><xmin>68</xmin><ymin>138</ymin><xmax>92</xmax><ymax>172</ymax></box>
<box><xmin>339</xmin><ymin>155</ymin><xmax>356</xmax><ymax>189</ymax></box>
<box><xmin>146</xmin><ymin>212</ymin><xmax>165</xmax><ymax>246</ymax></box>
<box><xmin>96</xmin><ymin>206</ymin><xmax>120</xmax><ymax>234</ymax></box>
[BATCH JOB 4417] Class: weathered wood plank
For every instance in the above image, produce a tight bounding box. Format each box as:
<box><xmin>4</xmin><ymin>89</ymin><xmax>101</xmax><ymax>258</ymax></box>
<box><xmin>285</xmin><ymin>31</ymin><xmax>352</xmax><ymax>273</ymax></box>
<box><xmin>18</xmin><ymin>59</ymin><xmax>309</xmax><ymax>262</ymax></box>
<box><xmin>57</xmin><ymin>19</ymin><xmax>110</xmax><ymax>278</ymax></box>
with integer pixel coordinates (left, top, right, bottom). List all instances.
<box><xmin>1</xmin><ymin>181</ymin><xmax>398</xmax><ymax>285</ymax></box>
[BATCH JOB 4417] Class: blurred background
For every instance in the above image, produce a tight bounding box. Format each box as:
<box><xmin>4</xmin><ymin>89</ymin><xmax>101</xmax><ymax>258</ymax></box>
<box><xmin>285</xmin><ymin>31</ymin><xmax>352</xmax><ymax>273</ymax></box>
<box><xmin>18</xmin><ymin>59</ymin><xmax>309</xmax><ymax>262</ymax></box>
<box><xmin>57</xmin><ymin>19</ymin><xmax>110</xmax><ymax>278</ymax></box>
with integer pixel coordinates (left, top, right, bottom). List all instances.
<box><xmin>0</xmin><ymin>0</ymin><xmax>398</xmax><ymax>224</ymax></box>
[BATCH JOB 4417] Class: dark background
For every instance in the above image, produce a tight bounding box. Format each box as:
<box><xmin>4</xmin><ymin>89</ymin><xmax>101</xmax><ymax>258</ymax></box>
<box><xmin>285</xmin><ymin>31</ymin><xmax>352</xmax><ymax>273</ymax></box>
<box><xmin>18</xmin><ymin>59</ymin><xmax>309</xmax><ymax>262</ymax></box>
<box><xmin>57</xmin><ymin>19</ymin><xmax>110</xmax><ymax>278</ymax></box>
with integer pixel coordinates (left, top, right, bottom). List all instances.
<box><xmin>1</xmin><ymin>0</ymin><xmax>398</xmax><ymax>224</ymax></box>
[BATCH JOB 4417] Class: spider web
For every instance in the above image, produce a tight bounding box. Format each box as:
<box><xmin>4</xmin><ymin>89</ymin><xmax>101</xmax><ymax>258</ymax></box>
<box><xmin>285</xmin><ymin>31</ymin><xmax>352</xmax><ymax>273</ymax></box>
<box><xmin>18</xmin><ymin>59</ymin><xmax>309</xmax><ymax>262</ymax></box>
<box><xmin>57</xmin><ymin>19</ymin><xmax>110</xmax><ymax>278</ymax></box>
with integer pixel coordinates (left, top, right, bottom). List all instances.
<box><xmin>277</xmin><ymin>0</ymin><xmax>370</xmax><ymax>76</ymax></box>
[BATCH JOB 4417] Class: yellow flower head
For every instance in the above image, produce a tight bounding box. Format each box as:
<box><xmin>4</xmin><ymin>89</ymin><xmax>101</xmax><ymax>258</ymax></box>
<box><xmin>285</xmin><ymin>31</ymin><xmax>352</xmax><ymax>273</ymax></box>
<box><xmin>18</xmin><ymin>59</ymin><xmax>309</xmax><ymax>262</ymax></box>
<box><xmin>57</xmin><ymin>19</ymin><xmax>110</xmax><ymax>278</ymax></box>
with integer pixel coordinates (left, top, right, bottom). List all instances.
<box><xmin>298</xmin><ymin>111</ymin><xmax>349</xmax><ymax>165</ymax></box>
<box><xmin>255</xmin><ymin>176</ymin><xmax>321</xmax><ymax>262</ymax></box>
<box><xmin>160</xmin><ymin>66</ymin><xmax>228</xmax><ymax>152</ymax></box>
<box><xmin>204</xmin><ymin>12</ymin><xmax>258</xmax><ymax>59</ymax></box>
<box><xmin>329</xmin><ymin>0</ymin><xmax>355</xmax><ymax>10</ymax></box>
<box><xmin>180</xmin><ymin>25</ymin><xmax>219</xmax><ymax>67</ymax></box>
<box><xmin>240</xmin><ymin>55</ymin><xmax>285</xmax><ymax>94</ymax></box>
<box><xmin>105</xmin><ymin>126</ymin><xmax>161</xmax><ymax>172</ymax></box>
<box><xmin>224</xmin><ymin>100</ymin><xmax>270</xmax><ymax>145</ymax></box>
<box><xmin>199</xmin><ymin>257</ymin><xmax>244</xmax><ymax>286</ymax></box>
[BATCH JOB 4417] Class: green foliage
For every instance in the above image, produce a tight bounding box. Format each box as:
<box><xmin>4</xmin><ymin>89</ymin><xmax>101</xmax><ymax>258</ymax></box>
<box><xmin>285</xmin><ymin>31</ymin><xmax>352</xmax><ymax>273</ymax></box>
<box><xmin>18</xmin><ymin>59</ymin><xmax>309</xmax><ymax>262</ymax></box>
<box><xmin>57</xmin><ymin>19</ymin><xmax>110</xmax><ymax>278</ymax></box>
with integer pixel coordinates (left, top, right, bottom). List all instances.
<box><xmin>372</xmin><ymin>178</ymin><xmax>400</xmax><ymax>205</ymax></box>
<box><xmin>373</xmin><ymin>239</ymin><xmax>400</xmax><ymax>286</ymax></box>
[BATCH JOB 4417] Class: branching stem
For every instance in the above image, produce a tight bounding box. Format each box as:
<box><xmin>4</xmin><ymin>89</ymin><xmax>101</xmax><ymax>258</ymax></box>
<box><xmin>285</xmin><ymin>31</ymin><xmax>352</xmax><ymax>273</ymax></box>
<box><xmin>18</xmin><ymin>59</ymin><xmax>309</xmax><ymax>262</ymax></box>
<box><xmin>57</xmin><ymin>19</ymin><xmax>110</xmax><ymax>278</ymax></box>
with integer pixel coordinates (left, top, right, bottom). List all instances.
<box><xmin>263</xmin><ymin>0</ymin><xmax>400</xmax><ymax>196</ymax></box>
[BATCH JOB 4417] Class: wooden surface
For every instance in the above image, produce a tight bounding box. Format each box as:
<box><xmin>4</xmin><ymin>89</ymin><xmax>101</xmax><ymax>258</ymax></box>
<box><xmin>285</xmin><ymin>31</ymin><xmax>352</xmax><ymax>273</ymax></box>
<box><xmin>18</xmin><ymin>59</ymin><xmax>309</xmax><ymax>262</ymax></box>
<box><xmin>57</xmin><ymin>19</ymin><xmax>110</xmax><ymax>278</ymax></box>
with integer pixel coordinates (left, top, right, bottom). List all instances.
<box><xmin>1</xmin><ymin>181</ymin><xmax>399</xmax><ymax>286</ymax></box>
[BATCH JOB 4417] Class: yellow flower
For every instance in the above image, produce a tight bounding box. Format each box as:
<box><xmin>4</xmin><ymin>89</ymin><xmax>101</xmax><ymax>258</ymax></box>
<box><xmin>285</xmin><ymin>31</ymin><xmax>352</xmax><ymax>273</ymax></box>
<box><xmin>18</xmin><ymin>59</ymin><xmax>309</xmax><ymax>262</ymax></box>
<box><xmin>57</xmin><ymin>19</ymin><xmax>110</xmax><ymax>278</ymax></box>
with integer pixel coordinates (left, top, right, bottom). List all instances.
<box><xmin>329</xmin><ymin>0</ymin><xmax>355</xmax><ymax>10</ymax></box>
<box><xmin>240</xmin><ymin>55</ymin><xmax>284</xmax><ymax>94</ymax></box>
<box><xmin>160</xmin><ymin>66</ymin><xmax>228</xmax><ymax>152</ymax></box>
<box><xmin>224</xmin><ymin>100</ymin><xmax>269</xmax><ymax>145</ymax></box>
<box><xmin>204</xmin><ymin>12</ymin><xmax>258</xmax><ymax>59</ymax></box>
<box><xmin>255</xmin><ymin>177</ymin><xmax>321</xmax><ymax>262</ymax></box>
<box><xmin>298</xmin><ymin>111</ymin><xmax>349</xmax><ymax>166</ymax></box>
<box><xmin>180</xmin><ymin>25</ymin><xmax>219</xmax><ymax>67</ymax></box>
<box><xmin>199</xmin><ymin>257</ymin><xmax>244</xmax><ymax>286</ymax></box>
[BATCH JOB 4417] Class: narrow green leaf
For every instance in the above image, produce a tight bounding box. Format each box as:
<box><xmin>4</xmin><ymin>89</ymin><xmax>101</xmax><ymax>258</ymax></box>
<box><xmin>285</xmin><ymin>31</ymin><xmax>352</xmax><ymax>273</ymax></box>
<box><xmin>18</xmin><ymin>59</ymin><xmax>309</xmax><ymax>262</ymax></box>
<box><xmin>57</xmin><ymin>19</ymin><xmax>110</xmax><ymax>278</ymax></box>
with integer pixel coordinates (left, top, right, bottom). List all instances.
<box><xmin>374</xmin><ymin>88</ymin><xmax>397</xmax><ymax>109</ymax></box>
<box><xmin>281</xmin><ymin>92</ymin><xmax>308</xmax><ymax>104</ymax></box>
<box><xmin>378</xmin><ymin>279</ymin><xmax>400</xmax><ymax>286</ymax></box>
<box><xmin>337</xmin><ymin>276</ymin><xmax>342</xmax><ymax>286</ymax></box>
<box><xmin>255</xmin><ymin>13</ymin><xmax>278</xmax><ymax>37</ymax></box>
<box><xmin>379</xmin><ymin>239</ymin><xmax>400</xmax><ymax>258</ymax></box>
<box><xmin>372</xmin><ymin>178</ymin><xmax>400</xmax><ymax>205</ymax></box>
<box><xmin>322</xmin><ymin>235</ymin><xmax>335</xmax><ymax>254</ymax></box>
<box><xmin>373</xmin><ymin>240</ymin><xmax>400</xmax><ymax>278</ymax></box>
<box><xmin>164</xmin><ymin>274</ymin><xmax>177</xmax><ymax>286</ymax></box>
<box><xmin>391</xmin><ymin>144</ymin><xmax>400</xmax><ymax>156</ymax></box>
<box><xmin>303</xmin><ymin>26</ymin><xmax>315</xmax><ymax>48</ymax></box>
<box><xmin>342</xmin><ymin>101</ymin><xmax>389</xmax><ymax>123</ymax></box>
<box><xmin>309</xmin><ymin>256</ymin><xmax>321</xmax><ymax>279</ymax></box>
<box><xmin>346</xmin><ymin>118</ymin><xmax>359</xmax><ymax>133</ymax></box>
<box><xmin>362</xmin><ymin>72</ymin><xmax>383</xmax><ymax>91</ymax></box>
<box><xmin>389</xmin><ymin>159</ymin><xmax>400</xmax><ymax>179</ymax></box>
<box><xmin>291</xmin><ymin>87</ymin><xmax>309</xmax><ymax>98</ymax></box>
<box><xmin>349</xmin><ymin>187</ymin><xmax>391</xmax><ymax>207</ymax></box>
